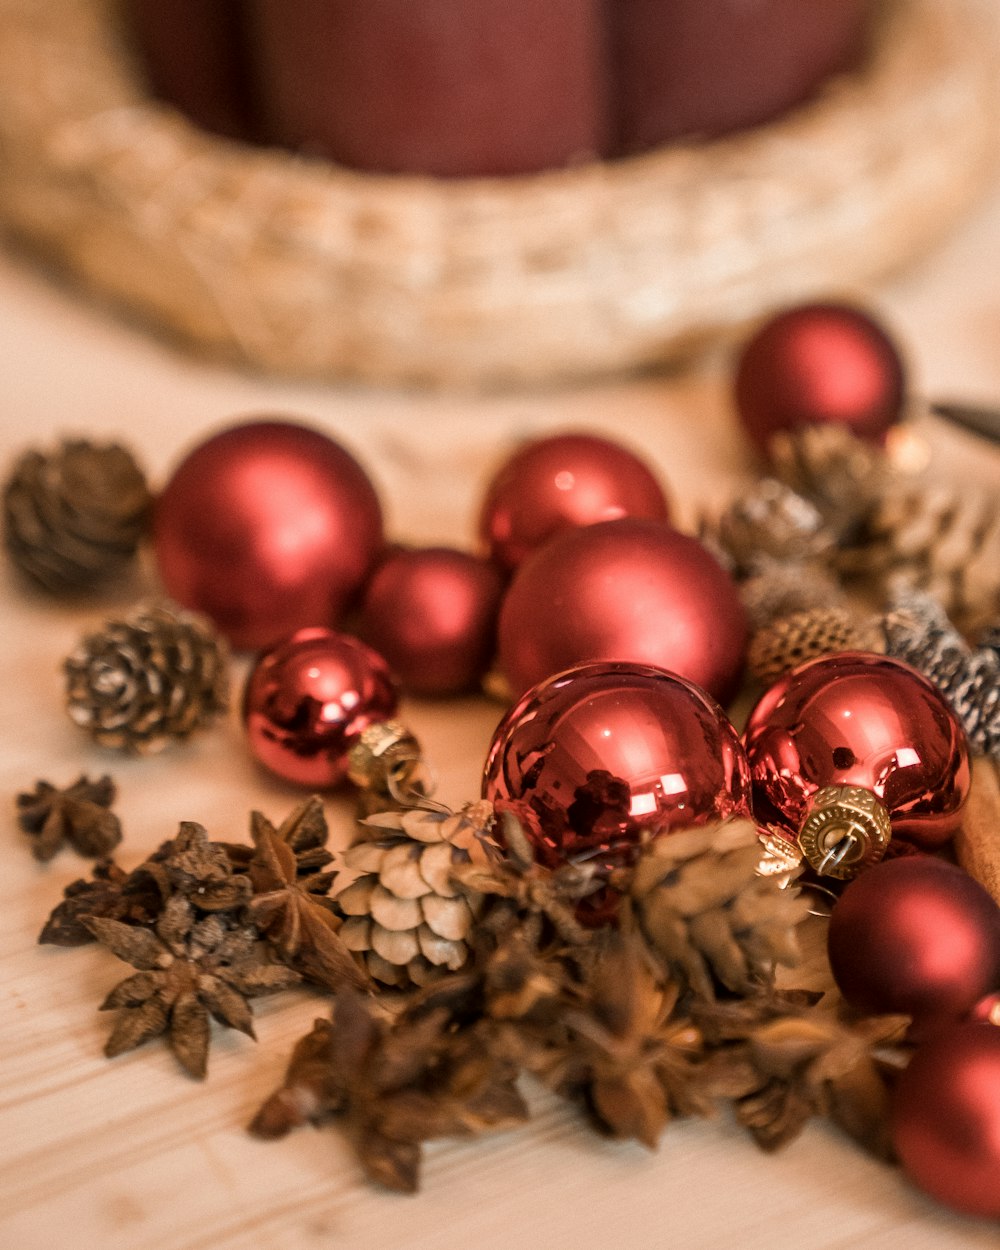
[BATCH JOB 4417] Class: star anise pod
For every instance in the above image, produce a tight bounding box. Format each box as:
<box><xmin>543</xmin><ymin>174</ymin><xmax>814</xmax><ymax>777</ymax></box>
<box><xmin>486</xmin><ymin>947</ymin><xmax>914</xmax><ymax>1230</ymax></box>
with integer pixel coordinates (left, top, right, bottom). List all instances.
<box><xmin>129</xmin><ymin>821</ymin><xmax>253</xmax><ymax>915</ymax></box>
<box><xmin>246</xmin><ymin>804</ymin><xmax>368</xmax><ymax>992</ymax></box>
<box><xmin>85</xmin><ymin>895</ymin><xmax>301</xmax><ymax>1078</ymax></box>
<box><xmin>16</xmin><ymin>774</ymin><xmax>122</xmax><ymax>861</ymax></box>
<box><xmin>38</xmin><ymin>858</ymin><xmax>162</xmax><ymax>946</ymax></box>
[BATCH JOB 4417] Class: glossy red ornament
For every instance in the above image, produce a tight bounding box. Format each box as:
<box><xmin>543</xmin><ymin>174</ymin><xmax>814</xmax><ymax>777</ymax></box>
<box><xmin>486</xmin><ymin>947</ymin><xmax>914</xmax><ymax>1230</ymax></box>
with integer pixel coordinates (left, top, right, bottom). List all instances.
<box><xmin>358</xmin><ymin>546</ymin><xmax>504</xmax><ymax>697</ymax></box>
<box><xmin>482</xmin><ymin>661</ymin><xmax>751</xmax><ymax>872</ymax></box>
<box><xmin>827</xmin><ymin>858</ymin><xmax>1000</xmax><ymax>1030</ymax></box>
<box><xmin>743</xmin><ymin>652</ymin><xmax>971</xmax><ymax>855</ymax></box>
<box><xmin>154</xmin><ymin>419</ymin><xmax>383</xmax><ymax>651</ymax></box>
<box><xmin>733</xmin><ymin>302</ymin><xmax>906</xmax><ymax>455</ymax></box>
<box><xmin>891</xmin><ymin>1023</ymin><xmax>1000</xmax><ymax>1219</ymax></box>
<box><xmin>242</xmin><ymin>627</ymin><xmax>399</xmax><ymax>788</ymax></box>
<box><xmin>497</xmin><ymin>518</ymin><xmax>747</xmax><ymax>704</ymax></box>
<box><xmin>478</xmin><ymin>432</ymin><xmax>670</xmax><ymax>573</ymax></box>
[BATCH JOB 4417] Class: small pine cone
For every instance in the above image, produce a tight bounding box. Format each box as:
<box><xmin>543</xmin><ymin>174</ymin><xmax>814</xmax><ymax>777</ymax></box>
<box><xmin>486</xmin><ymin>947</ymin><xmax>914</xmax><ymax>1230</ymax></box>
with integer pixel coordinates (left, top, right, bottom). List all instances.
<box><xmin>705</xmin><ymin>479</ymin><xmax>834</xmax><ymax>576</ymax></box>
<box><xmin>64</xmin><ymin>602</ymin><xmax>229</xmax><ymax>753</ymax></box>
<box><xmin>748</xmin><ymin>607</ymin><xmax>884</xmax><ymax>686</ymax></box>
<box><xmin>335</xmin><ymin>805</ymin><xmax>492</xmax><ymax>989</ymax></box>
<box><xmin>3</xmin><ymin>439</ymin><xmax>151</xmax><ymax>593</ymax></box>
<box><xmin>739</xmin><ymin>559</ymin><xmax>846</xmax><ymax>632</ymax></box>
<box><xmin>768</xmin><ymin>425</ymin><xmax>892</xmax><ymax>539</ymax></box>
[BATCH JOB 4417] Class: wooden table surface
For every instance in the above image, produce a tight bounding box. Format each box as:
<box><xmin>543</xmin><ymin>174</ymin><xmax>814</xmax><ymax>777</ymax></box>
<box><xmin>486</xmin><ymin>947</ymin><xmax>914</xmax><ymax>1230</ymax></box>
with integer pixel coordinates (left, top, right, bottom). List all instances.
<box><xmin>2</xmin><ymin>167</ymin><xmax>1000</xmax><ymax>1250</ymax></box>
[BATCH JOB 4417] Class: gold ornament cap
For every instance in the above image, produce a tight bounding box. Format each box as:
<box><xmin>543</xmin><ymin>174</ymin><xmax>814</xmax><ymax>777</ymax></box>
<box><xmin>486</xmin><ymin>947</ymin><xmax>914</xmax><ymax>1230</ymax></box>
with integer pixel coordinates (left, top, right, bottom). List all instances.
<box><xmin>347</xmin><ymin>720</ymin><xmax>423</xmax><ymax>795</ymax></box>
<box><xmin>797</xmin><ymin>784</ymin><xmax>892</xmax><ymax>880</ymax></box>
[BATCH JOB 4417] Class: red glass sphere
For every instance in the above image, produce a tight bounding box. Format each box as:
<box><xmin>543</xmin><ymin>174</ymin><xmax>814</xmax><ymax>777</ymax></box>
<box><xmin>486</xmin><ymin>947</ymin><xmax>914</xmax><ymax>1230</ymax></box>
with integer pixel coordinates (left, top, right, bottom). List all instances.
<box><xmin>242</xmin><ymin>627</ymin><xmax>398</xmax><ymax>788</ymax></box>
<box><xmin>478</xmin><ymin>432</ymin><xmax>670</xmax><ymax>573</ymax></box>
<box><xmin>827</xmin><ymin>858</ymin><xmax>1000</xmax><ymax>1030</ymax></box>
<box><xmin>497</xmin><ymin>518</ymin><xmax>747</xmax><ymax>704</ymax></box>
<box><xmin>154</xmin><ymin>419</ymin><xmax>384</xmax><ymax>651</ymax></box>
<box><xmin>891</xmin><ymin>1023</ymin><xmax>1000</xmax><ymax>1219</ymax></box>
<box><xmin>358</xmin><ymin>546</ymin><xmax>504</xmax><ymax>697</ymax></box>
<box><xmin>743</xmin><ymin>652</ymin><xmax>971</xmax><ymax>850</ymax></box>
<box><xmin>482</xmin><ymin>661</ymin><xmax>751</xmax><ymax>872</ymax></box>
<box><xmin>734</xmin><ymin>302</ymin><xmax>906</xmax><ymax>455</ymax></box>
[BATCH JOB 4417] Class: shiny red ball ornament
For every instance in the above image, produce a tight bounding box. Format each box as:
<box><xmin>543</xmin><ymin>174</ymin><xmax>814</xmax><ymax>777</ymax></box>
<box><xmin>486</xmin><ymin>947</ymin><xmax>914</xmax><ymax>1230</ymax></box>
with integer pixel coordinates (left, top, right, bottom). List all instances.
<box><xmin>482</xmin><ymin>661</ymin><xmax>751</xmax><ymax>872</ymax></box>
<box><xmin>827</xmin><ymin>858</ymin><xmax>1000</xmax><ymax>1031</ymax></box>
<box><xmin>154</xmin><ymin>419</ymin><xmax>383</xmax><ymax>651</ymax></box>
<box><xmin>478</xmin><ymin>432</ymin><xmax>670</xmax><ymax>573</ymax></box>
<box><xmin>358</xmin><ymin>546</ymin><xmax>504</xmax><ymax>696</ymax></box>
<box><xmin>734</xmin><ymin>302</ymin><xmax>906</xmax><ymax>455</ymax></box>
<box><xmin>743</xmin><ymin>653</ymin><xmax>970</xmax><ymax>874</ymax></box>
<box><xmin>891</xmin><ymin>1023</ymin><xmax>1000</xmax><ymax>1219</ymax></box>
<box><xmin>497</xmin><ymin>518</ymin><xmax>747</xmax><ymax>704</ymax></box>
<box><xmin>243</xmin><ymin>627</ymin><xmax>398</xmax><ymax>788</ymax></box>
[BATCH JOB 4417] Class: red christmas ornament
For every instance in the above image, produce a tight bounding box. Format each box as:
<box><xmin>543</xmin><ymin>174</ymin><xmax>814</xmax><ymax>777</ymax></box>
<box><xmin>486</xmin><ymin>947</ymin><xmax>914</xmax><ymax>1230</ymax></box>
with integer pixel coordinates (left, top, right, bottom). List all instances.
<box><xmin>743</xmin><ymin>652</ymin><xmax>971</xmax><ymax>877</ymax></box>
<box><xmin>497</xmin><ymin>518</ymin><xmax>747</xmax><ymax>704</ymax></box>
<box><xmin>154</xmin><ymin>419</ymin><xmax>383</xmax><ymax>651</ymax></box>
<box><xmin>827</xmin><ymin>858</ymin><xmax>1000</xmax><ymax>1030</ymax></box>
<box><xmin>478</xmin><ymin>432</ymin><xmax>670</xmax><ymax>573</ymax></box>
<box><xmin>242</xmin><ymin>627</ymin><xmax>399</xmax><ymax>788</ymax></box>
<box><xmin>891</xmin><ymin>1023</ymin><xmax>1000</xmax><ymax>1219</ymax></box>
<box><xmin>482</xmin><ymin>661</ymin><xmax>751</xmax><ymax>873</ymax></box>
<box><xmin>733</xmin><ymin>302</ymin><xmax>906</xmax><ymax>455</ymax></box>
<box><xmin>358</xmin><ymin>546</ymin><xmax>504</xmax><ymax>697</ymax></box>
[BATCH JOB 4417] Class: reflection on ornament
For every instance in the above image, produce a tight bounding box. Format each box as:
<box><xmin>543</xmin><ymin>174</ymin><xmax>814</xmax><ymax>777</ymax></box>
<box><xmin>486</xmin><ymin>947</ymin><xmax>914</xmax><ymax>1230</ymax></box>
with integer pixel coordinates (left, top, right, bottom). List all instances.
<box><xmin>743</xmin><ymin>652</ymin><xmax>971</xmax><ymax>877</ymax></box>
<box><xmin>482</xmin><ymin>661</ymin><xmax>750</xmax><ymax>874</ymax></box>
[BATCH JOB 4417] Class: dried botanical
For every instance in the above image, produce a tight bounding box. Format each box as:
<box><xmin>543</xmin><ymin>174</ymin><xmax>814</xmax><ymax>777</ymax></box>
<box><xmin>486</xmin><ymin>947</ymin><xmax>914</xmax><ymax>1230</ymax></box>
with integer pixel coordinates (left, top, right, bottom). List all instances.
<box><xmin>38</xmin><ymin>858</ymin><xmax>164</xmax><ymax>946</ymax></box>
<box><xmin>131</xmin><ymin>820</ymin><xmax>253</xmax><ymax>914</ymax></box>
<box><xmin>16</xmin><ymin>774</ymin><xmax>122</xmax><ymax>862</ymax></box>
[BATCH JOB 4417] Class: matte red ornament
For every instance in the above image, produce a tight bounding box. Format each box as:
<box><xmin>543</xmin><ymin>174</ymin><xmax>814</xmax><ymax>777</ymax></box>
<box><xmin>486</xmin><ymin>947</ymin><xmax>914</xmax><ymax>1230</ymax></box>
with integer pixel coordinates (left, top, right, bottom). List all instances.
<box><xmin>827</xmin><ymin>858</ymin><xmax>1000</xmax><ymax>1031</ymax></box>
<box><xmin>478</xmin><ymin>432</ymin><xmax>670</xmax><ymax>573</ymax></box>
<box><xmin>153</xmin><ymin>419</ymin><xmax>383</xmax><ymax>651</ymax></box>
<box><xmin>733</xmin><ymin>302</ymin><xmax>906</xmax><ymax>455</ymax></box>
<box><xmin>497</xmin><ymin>518</ymin><xmax>747</xmax><ymax>704</ymax></box>
<box><xmin>482</xmin><ymin>661</ymin><xmax>751</xmax><ymax>873</ymax></box>
<box><xmin>743</xmin><ymin>652</ymin><xmax>971</xmax><ymax>866</ymax></box>
<box><xmin>243</xmin><ymin>627</ymin><xmax>399</xmax><ymax>788</ymax></box>
<box><xmin>358</xmin><ymin>546</ymin><xmax>504</xmax><ymax>697</ymax></box>
<box><xmin>891</xmin><ymin>1023</ymin><xmax>1000</xmax><ymax>1219</ymax></box>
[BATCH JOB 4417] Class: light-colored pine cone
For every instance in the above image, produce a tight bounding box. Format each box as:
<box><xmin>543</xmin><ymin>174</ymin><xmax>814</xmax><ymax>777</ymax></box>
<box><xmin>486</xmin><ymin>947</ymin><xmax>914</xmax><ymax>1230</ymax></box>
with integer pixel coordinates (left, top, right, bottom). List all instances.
<box><xmin>748</xmin><ymin>606</ymin><xmax>885</xmax><ymax>686</ymax></box>
<box><xmin>335</xmin><ymin>803</ymin><xmax>493</xmax><ymax>989</ymax></box>
<box><xmin>64</xmin><ymin>601</ymin><xmax>229</xmax><ymax>753</ymax></box>
<box><xmin>768</xmin><ymin>425</ymin><xmax>894</xmax><ymax>539</ymax></box>
<box><xmin>705</xmin><ymin>479</ymin><xmax>835</xmax><ymax>576</ymax></box>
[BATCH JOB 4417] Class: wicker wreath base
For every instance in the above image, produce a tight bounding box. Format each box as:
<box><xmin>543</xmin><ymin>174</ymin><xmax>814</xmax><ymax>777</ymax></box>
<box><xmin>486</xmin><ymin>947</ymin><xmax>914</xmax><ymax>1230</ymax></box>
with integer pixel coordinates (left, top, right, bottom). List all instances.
<box><xmin>0</xmin><ymin>0</ymin><xmax>997</xmax><ymax>388</ymax></box>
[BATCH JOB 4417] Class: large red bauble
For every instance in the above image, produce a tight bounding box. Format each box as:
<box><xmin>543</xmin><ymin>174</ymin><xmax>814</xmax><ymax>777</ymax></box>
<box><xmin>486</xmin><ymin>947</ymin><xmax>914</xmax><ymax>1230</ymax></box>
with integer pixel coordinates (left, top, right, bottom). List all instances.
<box><xmin>733</xmin><ymin>302</ymin><xmax>906</xmax><ymax>454</ymax></box>
<box><xmin>358</xmin><ymin>546</ymin><xmax>504</xmax><ymax>697</ymax></box>
<box><xmin>497</xmin><ymin>518</ymin><xmax>747</xmax><ymax>704</ymax></box>
<box><xmin>891</xmin><ymin>1023</ymin><xmax>1000</xmax><ymax>1219</ymax></box>
<box><xmin>743</xmin><ymin>652</ymin><xmax>971</xmax><ymax>850</ymax></box>
<box><xmin>827</xmin><ymin>858</ymin><xmax>1000</xmax><ymax>1030</ymax></box>
<box><xmin>243</xmin><ymin>627</ymin><xmax>398</xmax><ymax>788</ymax></box>
<box><xmin>482</xmin><ymin>661</ymin><xmax>751</xmax><ymax>871</ymax></box>
<box><xmin>478</xmin><ymin>432</ymin><xmax>670</xmax><ymax>573</ymax></box>
<box><xmin>154</xmin><ymin>419</ymin><xmax>383</xmax><ymax>651</ymax></box>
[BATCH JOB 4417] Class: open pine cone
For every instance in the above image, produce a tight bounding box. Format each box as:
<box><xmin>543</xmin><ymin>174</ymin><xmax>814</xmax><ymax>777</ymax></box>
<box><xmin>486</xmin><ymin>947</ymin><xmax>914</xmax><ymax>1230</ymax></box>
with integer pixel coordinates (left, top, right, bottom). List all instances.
<box><xmin>335</xmin><ymin>804</ymin><xmax>492</xmax><ymax>989</ymax></box>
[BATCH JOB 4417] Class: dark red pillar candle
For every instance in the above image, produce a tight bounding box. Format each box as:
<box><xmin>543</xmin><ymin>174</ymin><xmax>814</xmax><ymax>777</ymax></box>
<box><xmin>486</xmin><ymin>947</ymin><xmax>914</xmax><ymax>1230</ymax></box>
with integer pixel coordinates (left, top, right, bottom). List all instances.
<box><xmin>248</xmin><ymin>0</ymin><xmax>609</xmax><ymax>177</ymax></box>
<box><xmin>126</xmin><ymin>1</ymin><xmax>254</xmax><ymax>141</ymax></box>
<box><xmin>610</xmin><ymin>0</ymin><xmax>872</xmax><ymax>154</ymax></box>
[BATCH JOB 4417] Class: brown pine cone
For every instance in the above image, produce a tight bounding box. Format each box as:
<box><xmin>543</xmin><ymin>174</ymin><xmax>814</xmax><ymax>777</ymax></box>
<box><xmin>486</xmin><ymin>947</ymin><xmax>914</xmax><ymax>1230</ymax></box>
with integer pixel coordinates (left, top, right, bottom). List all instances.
<box><xmin>64</xmin><ymin>602</ymin><xmax>229</xmax><ymax>753</ymax></box>
<box><xmin>738</xmin><ymin>559</ymin><xmax>846</xmax><ymax>632</ymax></box>
<box><xmin>748</xmin><ymin>607</ymin><xmax>884</xmax><ymax>686</ymax></box>
<box><xmin>768</xmin><ymin>425</ymin><xmax>893</xmax><ymax>539</ymax></box>
<box><xmin>705</xmin><ymin>479</ymin><xmax>834</xmax><ymax>576</ymax></box>
<box><xmin>335</xmin><ymin>804</ymin><xmax>492</xmax><ymax>989</ymax></box>
<box><xmin>3</xmin><ymin>439</ymin><xmax>151</xmax><ymax>593</ymax></box>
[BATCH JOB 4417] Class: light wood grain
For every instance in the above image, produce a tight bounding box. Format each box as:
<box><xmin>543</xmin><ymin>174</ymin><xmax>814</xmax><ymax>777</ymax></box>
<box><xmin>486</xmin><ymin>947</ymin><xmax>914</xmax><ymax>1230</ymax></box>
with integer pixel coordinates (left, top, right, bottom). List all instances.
<box><xmin>2</xmin><ymin>176</ymin><xmax>1000</xmax><ymax>1250</ymax></box>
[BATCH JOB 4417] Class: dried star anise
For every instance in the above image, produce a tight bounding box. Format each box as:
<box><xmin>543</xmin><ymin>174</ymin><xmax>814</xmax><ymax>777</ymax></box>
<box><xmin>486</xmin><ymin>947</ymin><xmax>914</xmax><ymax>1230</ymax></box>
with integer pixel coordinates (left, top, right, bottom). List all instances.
<box><xmin>16</xmin><ymin>775</ymin><xmax>122</xmax><ymax>861</ymax></box>
<box><xmin>38</xmin><ymin>858</ymin><xmax>162</xmax><ymax>946</ymax></box>
<box><xmin>85</xmin><ymin>894</ymin><xmax>301</xmax><ymax>1078</ymax></box>
<box><xmin>129</xmin><ymin>820</ymin><xmax>252</xmax><ymax>915</ymax></box>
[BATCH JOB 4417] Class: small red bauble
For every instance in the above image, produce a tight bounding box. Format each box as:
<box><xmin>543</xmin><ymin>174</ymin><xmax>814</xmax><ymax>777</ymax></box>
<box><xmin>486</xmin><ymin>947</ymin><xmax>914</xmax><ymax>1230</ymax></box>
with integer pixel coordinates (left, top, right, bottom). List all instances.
<box><xmin>497</xmin><ymin>518</ymin><xmax>747</xmax><ymax>704</ymax></box>
<box><xmin>482</xmin><ymin>661</ymin><xmax>751</xmax><ymax>871</ymax></box>
<box><xmin>154</xmin><ymin>419</ymin><xmax>383</xmax><ymax>651</ymax></box>
<box><xmin>891</xmin><ymin>1022</ymin><xmax>1000</xmax><ymax>1219</ymax></box>
<box><xmin>242</xmin><ymin>627</ymin><xmax>398</xmax><ymax>788</ymax></box>
<box><xmin>734</xmin><ymin>302</ymin><xmax>906</xmax><ymax>454</ymax></box>
<box><xmin>358</xmin><ymin>546</ymin><xmax>504</xmax><ymax>697</ymax></box>
<box><xmin>478</xmin><ymin>432</ymin><xmax>670</xmax><ymax>573</ymax></box>
<box><xmin>827</xmin><ymin>858</ymin><xmax>1000</xmax><ymax>1030</ymax></box>
<box><xmin>743</xmin><ymin>653</ymin><xmax>970</xmax><ymax>871</ymax></box>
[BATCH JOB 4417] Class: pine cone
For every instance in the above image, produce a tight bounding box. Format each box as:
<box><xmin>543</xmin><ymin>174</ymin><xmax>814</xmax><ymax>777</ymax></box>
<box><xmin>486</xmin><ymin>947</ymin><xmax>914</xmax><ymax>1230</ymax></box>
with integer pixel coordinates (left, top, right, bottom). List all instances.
<box><xmin>705</xmin><ymin>479</ymin><xmax>834</xmax><ymax>576</ymax></box>
<box><xmin>3</xmin><ymin>439</ymin><xmax>151</xmax><ymax>593</ymax></box>
<box><xmin>64</xmin><ymin>602</ymin><xmax>229</xmax><ymax>753</ymax></box>
<box><xmin>738</xmin><ymin>559</ymin><xmax>846</xmax><ymax>632</ymax></box>
<box><xmin>748</xmin><ymin>607</ymin><xmax>884</xmax><ymax>686</ymax></box>
<box><xmin>335</xmin><ymin>804</ymin><xmax>492</xmax><ymax>988</ymax></box>
<box><xmin>768</xmin><ymin>425</ymin><xmax>892</xmax><ymax>539</ymax></box>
